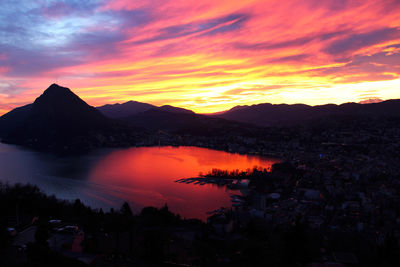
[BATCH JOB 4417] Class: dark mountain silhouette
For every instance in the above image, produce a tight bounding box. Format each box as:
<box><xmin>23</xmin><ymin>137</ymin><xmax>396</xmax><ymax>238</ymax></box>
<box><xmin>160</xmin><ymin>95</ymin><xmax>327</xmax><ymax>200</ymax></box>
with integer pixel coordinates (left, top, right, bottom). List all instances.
<box><xmin>0</xmin><ymin>84</ymin><xmax>126</xmax><ymax>150</ymax></box>
<box><xmin>0</xmin><ymin>84</ymin><xmax>261</xmax><ymax>151</ymax></box>
<box><xmin>3</xmin><ymin>84</ymin><xmax>400</xmax><ymax>151</ymax></box>
<box><xmin>157</xmin><ymin>105</ymin><xmax>194</xmax><ymax>115</ymax></box>
<box><xmin>216</xmin><ymin>100</ymin><xmax>400</xmax><ymax>127</ymax></box>
<box><xmin>123</xmin><ymin>109</ymin><xmax>259</xmax><ymax>137</ymax></box>
<box><xmin>97</xmin><ymin>100</ymin><xmax>156</xmax><ymax>118</ymax></box>
<box><xmin>0</xmin><ymin>103</ymin><xmax>32</xmax><ymax>137</ymax></box>
<box><xmin>97</xmin><ymin>101</ymin><xmax>194</xmax><ymax>119</ymax></box>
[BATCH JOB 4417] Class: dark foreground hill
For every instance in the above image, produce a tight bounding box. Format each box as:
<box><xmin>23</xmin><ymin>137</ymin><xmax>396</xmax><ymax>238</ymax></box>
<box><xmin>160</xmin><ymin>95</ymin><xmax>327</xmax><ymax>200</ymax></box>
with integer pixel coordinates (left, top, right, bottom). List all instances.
<box><xmin>217</xmin><ymin>100</ymin><xmax>400</xmax><ymax>127</ymax></box>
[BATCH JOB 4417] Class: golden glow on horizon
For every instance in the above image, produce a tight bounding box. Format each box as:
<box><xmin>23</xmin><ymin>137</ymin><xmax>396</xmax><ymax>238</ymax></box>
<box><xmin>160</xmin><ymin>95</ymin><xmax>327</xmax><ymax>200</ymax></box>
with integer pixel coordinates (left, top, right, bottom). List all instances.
<box><xmin>0</xmin><ymin>0</ymin><xmax>400</xmax><ymax>115</ymax></box>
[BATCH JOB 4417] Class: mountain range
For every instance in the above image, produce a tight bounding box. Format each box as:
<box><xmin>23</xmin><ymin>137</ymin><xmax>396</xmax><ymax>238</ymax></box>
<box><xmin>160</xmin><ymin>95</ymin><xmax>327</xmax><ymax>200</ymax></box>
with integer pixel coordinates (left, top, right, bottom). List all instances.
<box><xmin>97</xmin><ymin>101</ymin><xmax>193</xmax><ymax>119</ymax></box>
<box><xmin>95</xmin><ymin>96</ymin><xmax>400</xmax><ymax>129</ymax></box>
<box><xmin>0</xmin><ymin>84</ymin><xmax>258</xmax><ymax>150</ymax></box>
<box><xmin>1</xmin><ymin>83</ymin><xmax>400</xmax><ymax>151</ymax></box>
<box><xmin>215</xmin><ymin>100</ymin><xmax>400</xmax><ymax>127</ymax></box>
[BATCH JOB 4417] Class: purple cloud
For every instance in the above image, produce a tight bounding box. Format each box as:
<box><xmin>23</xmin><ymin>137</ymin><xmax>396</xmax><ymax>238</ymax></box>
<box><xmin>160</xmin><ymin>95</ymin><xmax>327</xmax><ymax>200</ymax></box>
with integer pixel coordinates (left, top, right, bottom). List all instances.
<box><xmin>234</xmin><ymin>29</ymin><xmax>349</xmax><ymax>51</ymax></box>
<box><xmin>131</xmin><ymin>13</ymin><xmax>249</xmax><ymax>45</ymax></box>
<box><xmin>323</xmin><ymin>27</ymin><xmax>400</xmax><ymax>55</ymax></box>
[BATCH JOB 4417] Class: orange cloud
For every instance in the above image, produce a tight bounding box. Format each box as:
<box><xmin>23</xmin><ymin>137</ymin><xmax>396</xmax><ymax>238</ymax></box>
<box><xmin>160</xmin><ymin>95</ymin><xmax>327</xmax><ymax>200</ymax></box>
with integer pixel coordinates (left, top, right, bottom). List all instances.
<box><xmin>1</xmin><ymin>0</ymin><xmax>400</xmax><ymax>115</ymax></box>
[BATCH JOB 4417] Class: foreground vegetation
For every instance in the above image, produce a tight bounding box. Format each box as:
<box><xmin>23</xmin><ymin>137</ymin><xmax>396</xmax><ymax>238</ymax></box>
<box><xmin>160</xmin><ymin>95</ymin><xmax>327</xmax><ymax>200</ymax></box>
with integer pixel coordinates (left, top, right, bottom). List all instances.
<box><xmin>0</xmin><ymin>181</ymin><xmax>319</xmax><ymax>266</ymax></box>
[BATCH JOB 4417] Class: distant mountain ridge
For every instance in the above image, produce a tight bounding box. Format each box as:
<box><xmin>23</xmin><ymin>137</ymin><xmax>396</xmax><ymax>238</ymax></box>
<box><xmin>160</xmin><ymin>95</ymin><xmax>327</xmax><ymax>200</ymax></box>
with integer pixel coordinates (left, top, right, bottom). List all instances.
<box><xmin>216</xmin><ymin>100</ymin><xmax>400</xmax><ymax>127</ymax></box>
<box><xmin>97</xmin><ymin>101</ymin><xmax>156</xmax><ymax>118</ymax></box>
<box><xmin>97</xmin><ymin>101</ymin><xmax>193</xmax><ymax>119</ymax></box>
<box><xmin>157</xmin><ymin>105</ymin><xmax>194</xmax><ymax>115</ymax></box>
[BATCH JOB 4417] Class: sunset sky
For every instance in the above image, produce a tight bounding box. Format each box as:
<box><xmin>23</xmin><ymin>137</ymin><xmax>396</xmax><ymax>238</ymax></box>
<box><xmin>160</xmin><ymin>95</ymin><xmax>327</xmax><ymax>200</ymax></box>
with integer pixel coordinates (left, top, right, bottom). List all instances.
<box><xmin>0</xmin><ymin>0</ymin><xmax>399</xmax><ymax>115</ymax></box>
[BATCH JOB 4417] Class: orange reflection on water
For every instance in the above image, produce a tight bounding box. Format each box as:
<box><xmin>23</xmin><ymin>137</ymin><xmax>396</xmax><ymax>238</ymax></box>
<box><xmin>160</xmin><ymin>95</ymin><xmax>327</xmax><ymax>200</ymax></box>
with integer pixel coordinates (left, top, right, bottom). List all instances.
<box><xmin>88</xmin><ymin>146</ymin><xmax>279</xmax><ymax>220</ymax></box>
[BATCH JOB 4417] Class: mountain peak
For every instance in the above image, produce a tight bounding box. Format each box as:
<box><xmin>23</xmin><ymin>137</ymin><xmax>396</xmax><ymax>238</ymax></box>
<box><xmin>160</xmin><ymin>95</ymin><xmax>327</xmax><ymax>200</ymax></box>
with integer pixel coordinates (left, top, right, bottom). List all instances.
<box><xmin>48</xmin><ymin>83</ymin><xmax>66</xmax><ymax>89</ymax></box>
<box><xmin>41</xmin><ymin>83</ymin><xmax>73</xmax><ymax>97</ymax></box>
<box><xmin>29</xmin><ymin>84</ymin><xmax>106</xmax><ymax>127</ymax></box>
<box><xmin>158</xmin><ymin>105</ymin><xmax>194</xmax><ymax>114</ymax></box>
<box><xmin>34</xmin><ymin>84</ymin><xmax>83</xmax><ymax>107</ymax></box>
<box><xmin>97</xmin><ymin>100</ymin><xmax>156</xmax><ymax>118</ymax></box>
<box><xmin>0</xmin><ymin>84</ymin><xmax>110</xmax><ymax>149</ymax></box>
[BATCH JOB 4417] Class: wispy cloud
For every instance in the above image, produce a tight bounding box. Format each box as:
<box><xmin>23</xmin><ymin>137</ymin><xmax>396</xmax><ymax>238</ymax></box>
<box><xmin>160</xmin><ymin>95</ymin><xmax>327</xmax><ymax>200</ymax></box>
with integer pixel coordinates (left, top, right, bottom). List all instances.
<box><xmin>0</xmin><ymin>0</ymin><xmax>400</xmax><ymax>114</ymax></box>
<box><xmin>323</xmin><ymin>27</ymin><xmax>400</xmax><ymax>56</ymax></box>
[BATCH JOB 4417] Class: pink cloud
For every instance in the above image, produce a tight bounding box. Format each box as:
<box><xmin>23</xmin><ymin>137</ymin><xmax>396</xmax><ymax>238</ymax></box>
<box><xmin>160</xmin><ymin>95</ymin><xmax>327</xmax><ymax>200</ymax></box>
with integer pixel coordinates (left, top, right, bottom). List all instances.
<box><xmin>359</xmin><ymin>98</ymin><xmax>384</xmax><ymax>104</ymax></box>
<box><xmin>1</xmin><ymin>0</ymin><xmax>400</xmax><ymax>115</ymax></box>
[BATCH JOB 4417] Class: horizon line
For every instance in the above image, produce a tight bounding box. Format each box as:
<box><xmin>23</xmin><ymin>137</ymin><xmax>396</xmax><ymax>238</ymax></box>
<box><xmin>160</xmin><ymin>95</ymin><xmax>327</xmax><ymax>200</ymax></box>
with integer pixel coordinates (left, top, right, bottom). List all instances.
<box><xmin>0</xmin><ymin>83</ymin><xmax>393</xmax><ymax>117</ymax></box>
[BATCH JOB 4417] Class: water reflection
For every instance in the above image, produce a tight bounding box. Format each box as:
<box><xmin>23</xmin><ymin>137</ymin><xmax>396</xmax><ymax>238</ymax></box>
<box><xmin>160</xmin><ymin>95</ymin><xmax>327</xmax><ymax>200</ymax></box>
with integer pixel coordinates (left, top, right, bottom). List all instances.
<box><xmin>0</xmin><ymin>144</ymin><xmax>279</xmax><ymax>220</ymax></box>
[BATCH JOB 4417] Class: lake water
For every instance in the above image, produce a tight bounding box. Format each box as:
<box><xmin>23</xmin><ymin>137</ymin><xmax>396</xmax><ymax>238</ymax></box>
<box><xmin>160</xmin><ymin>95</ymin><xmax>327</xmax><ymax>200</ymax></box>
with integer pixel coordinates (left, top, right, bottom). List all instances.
<box><xmin>0</xmin><ymin>143</ymin><xmax>278</xmax><ymax>220</ymax></box>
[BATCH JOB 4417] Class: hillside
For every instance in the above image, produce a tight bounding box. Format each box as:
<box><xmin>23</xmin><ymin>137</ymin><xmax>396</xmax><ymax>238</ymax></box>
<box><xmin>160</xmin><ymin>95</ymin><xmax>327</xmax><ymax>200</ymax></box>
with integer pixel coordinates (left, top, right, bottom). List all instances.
<box><xmin>217</xmin><ymin>100</ymin><xmax>400</xmax><ymax>127</ymax></box>
<box><xmin>97</xmin><ymin>101</ymin><xmax>156</xmax><ymax>118</ymax></box>
<box><xmin>97</xmin><ymin>101</ymin><xmax>194</xmax><ymax>119</ymax></box>
<box><xmin>0</xmin><ymin>84</ymin><xmax>134</xmax><ymax>150</ymax></box>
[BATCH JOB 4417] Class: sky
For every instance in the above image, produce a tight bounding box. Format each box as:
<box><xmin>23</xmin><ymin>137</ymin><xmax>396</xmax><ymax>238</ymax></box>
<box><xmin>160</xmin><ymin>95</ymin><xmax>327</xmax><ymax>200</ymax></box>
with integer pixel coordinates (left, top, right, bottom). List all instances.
<box><xmin>0</xmin><ymin>0</ymin><xmax>400</xmax><ymax>115</ymax></box>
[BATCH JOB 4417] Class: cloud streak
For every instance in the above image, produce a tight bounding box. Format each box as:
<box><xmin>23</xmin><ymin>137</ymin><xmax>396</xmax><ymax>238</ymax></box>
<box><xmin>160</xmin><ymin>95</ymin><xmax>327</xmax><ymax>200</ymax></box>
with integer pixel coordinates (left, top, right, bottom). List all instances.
<box><xmin>0</xmin><ymin>0</ymin><xmax>400</xmax><ymax>114</ymax></box>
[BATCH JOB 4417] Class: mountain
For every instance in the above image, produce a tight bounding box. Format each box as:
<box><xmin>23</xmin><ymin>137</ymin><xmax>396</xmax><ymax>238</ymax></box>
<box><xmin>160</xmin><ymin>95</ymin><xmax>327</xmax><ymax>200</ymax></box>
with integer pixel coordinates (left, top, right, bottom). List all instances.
<box><xmin>0</xmin><ymin>104</ymin><xmax>32</xmax><ymax>137</ymax></box>
<box><xmin>157</xmin><ymin>105</ymin><xmax>194</xmax><ymax>115</ymax></box>
<box><xmin>4</xmin><ymin>83</ymin><xmax>399</xmax><ymax>151</ymax></box>
<box><xmin>123</xmin><ymin>109</ymin><xmax>259</xmax><ymax>137</ymax></box>
<box><xmin>0</xmin><ymin>84</ymin><xmax>120</xmax><ymax>150</ymax></box>
<box><xmin>97</xmin><ymin>101</ymin><xmax>156</xmax><ymax>118</ymax></box>
<box><xmin>0</xmin><ymin>84</ymin><xmax>261</xmax><ymax>150</ymax></box>
<box><xmin>216</xmin><ymin>100</ymin><xmax>400</xmax><ymax>127</ymax></box>
<box><xmin>97</xmin><ymin>101</ymin><xmax>194</xmax><ymax>119</ymax></box>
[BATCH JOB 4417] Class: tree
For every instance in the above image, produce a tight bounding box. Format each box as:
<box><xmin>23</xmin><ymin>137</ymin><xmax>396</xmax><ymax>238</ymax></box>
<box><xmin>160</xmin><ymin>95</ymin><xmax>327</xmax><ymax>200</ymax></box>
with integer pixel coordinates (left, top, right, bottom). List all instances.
<box><xmin>120</xmin><ymin>201</ymin><xmax>133</xmax><ymax>217</ymax></box>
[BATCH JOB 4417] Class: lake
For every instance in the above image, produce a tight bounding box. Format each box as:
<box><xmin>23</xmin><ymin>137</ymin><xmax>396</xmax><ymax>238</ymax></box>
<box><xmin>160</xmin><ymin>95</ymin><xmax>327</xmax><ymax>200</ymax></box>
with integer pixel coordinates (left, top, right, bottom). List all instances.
<box><xmin>0</xmin><ymin>143</ymin><xmax>278</xmax><ymax>220</ymax></box>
